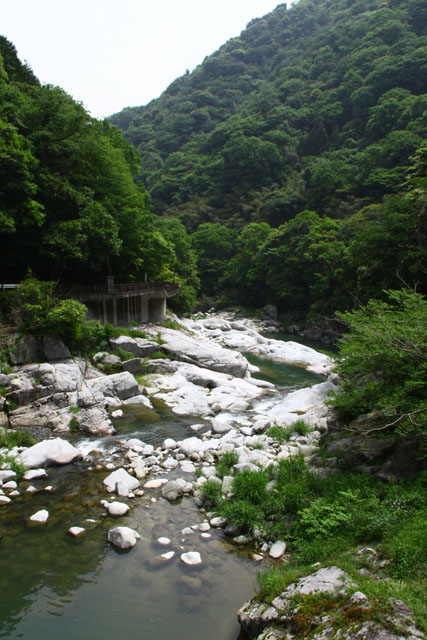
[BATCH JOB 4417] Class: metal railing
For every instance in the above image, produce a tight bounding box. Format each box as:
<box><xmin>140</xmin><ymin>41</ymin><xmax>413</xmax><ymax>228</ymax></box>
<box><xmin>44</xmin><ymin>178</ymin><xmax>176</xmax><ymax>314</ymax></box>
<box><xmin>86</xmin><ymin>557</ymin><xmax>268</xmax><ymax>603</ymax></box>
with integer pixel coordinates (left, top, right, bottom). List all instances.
<box><xmin>68</xmin><ymin>281</ymin><xmax>179</xmax><ymax>299</ymax></box>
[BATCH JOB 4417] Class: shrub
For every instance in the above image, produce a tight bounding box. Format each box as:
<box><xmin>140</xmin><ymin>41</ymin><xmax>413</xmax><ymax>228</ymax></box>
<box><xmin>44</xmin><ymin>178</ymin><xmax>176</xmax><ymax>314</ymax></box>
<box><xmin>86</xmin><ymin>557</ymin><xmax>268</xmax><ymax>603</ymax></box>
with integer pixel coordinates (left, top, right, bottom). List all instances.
<box><xmin>267</xmin><ymin>425</ymin><xmax>293</xmax><ymax>443</ymax></box>
<box><xmin>232</xmin><ymin>469</ymin><xmax>269</xmax><ymax>505</ymax></box>
<box><xmin>216</xmin><ymin>451</ymin><xmax>238</xmax><ymax>478</ymax></box>
<box><xmin>220</xmin><ymin>499</ymin><xmax>264</xmax><ymax>533</ymax></box>
<box><xmin>199</xmin><ymin>479</ymin><xmax>223</xmax><ymax>506</ymax></box>
<box><xmin>0</xmin><ymin>429</ymin><xmax>35</xmax><ymax>449</ymax></box>
<box><xmin>383</xmin><ymin>508</ymin><xmax>427</xmax><ymax>580</ymax></box>
<box><xmin>329</xmin><ymin>290</ymin><xmax>427</xmax><ymax>447</ymax></box>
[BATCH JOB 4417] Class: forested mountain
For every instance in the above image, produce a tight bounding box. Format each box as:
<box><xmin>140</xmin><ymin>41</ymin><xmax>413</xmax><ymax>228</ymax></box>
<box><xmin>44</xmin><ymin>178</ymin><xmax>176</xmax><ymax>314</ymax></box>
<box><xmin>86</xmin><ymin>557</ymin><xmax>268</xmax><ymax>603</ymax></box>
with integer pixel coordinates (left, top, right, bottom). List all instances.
<box><xmin>112</xmin><ymin>0</ymin><xmax>426</xmax><ymax>318</ymax></box>
<box><xmin>0</xmin><ymin>36</ymin><xmax>198</xmax><ymax>309</ymax></box>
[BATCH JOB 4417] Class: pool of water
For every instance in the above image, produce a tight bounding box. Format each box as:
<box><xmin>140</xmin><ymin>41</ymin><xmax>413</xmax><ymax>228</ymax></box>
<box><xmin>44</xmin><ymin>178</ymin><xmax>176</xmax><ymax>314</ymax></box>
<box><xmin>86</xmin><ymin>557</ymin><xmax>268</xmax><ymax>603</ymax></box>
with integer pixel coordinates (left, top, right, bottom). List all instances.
<box><xmin>246</xmin><ymin>353</ymin><xmax>323</xmax><ymax>390</ymax></box>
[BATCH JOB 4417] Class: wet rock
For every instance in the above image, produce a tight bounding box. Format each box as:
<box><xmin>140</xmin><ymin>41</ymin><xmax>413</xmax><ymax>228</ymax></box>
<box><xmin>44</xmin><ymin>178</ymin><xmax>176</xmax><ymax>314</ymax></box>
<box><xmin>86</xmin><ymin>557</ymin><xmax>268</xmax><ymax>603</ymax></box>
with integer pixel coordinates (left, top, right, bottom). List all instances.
<box><xmin>161</xmin><ymin>480</ymin><xmax>184</xmax><ymax>502</ymax></box>
<box><xmin>107</xmin><ymin>526</ymin><xmax>140</xmax><ymax>550</ymax></box>
<box><xmin>130</xmin><ymin>457</ymin><xmax>147</xmax><ymax>479</ymax></box>
<box><xmin>20</xmin><ymin>438</ymin><xmax>82</xmax><ymax>468</ymax></box>
<box><xmin>0</xmin><ymin>495</ymin><xmax>11</xmax><ymax>504</ymax></box>
<box><xmin>178</xmin><ymin>575</ymin><xmax>203</xmax><ymax>594</ymax></box>
<box><xmin>210</xmin><ymin>516</ymin><xmax>227</xmax><ymax>528</ymax></box>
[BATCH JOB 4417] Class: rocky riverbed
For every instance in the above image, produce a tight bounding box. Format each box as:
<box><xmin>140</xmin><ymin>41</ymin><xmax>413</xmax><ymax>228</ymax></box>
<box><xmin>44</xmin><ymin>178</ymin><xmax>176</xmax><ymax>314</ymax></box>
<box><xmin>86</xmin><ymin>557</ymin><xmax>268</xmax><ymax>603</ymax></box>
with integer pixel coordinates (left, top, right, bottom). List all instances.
<box><xmin>0</xmin><ymin>312</ymin><xmax>339</xmax><ymax>639</ymax></box>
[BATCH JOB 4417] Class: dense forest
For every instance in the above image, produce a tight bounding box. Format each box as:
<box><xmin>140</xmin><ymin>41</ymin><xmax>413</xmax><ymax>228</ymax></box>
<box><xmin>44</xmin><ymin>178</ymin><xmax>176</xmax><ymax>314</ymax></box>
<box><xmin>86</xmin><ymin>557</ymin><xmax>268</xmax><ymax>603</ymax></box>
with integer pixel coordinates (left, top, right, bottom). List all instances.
<box><xmin>0</xmin><ymin>36</ymin><xmax>198</xmax><ymax>311</ymax></box>
<box><xmin>1</xmin><ymin>0</ymin><xmax>426</xmax><ymax>321</ymax></box>
<box><xmin>111</xmin><ymin>0</ymin><xmax>426</xmax><ymax>318</ymax></box>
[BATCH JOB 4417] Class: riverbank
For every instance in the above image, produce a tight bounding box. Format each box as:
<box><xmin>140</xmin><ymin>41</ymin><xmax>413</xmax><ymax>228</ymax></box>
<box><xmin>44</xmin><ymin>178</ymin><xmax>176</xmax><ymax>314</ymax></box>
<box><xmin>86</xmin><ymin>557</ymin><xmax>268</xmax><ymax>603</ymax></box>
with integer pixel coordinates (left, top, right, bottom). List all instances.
<box><xmin>0</xmin><ymin>312</ymin><xmax>425</xmax><ymax>640</ymax></box>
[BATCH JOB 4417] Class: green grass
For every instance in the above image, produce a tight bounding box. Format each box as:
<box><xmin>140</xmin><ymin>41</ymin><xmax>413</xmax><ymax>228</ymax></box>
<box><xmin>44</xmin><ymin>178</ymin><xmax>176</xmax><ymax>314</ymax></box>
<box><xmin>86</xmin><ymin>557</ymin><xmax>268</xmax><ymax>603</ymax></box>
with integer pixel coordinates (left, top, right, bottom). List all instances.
<box><xmin>0</xmin><ymin>453</ymin><xmax>27</xmax><ymax>480</ymax></box>
<box><xmin>199</xmin><ymin>479</ymin><xmax>223</xmax><ymax>506</ymax></box>
<box><xmin>0</xmin><ymin>429</ymin><xmax>35</xmax><ymax>449</ymax></box>
<box><xmin>151</xmin><ymin>350</ymin><xmax>172</xmax><ymax>360</ymax></box>
<box><xmin>216</xmin><ymin>451</ymin><xmax>238</xmax><ymax>478</ymax></box>
<box><xmin>267</xmin><ymin>421</ymin><xmax>313</xmax><ymax>443</ymax></box>
<box><xmin>161</xmin><ymin>319</ymin><xmax>184</xmax><ymax>330</ymax></box>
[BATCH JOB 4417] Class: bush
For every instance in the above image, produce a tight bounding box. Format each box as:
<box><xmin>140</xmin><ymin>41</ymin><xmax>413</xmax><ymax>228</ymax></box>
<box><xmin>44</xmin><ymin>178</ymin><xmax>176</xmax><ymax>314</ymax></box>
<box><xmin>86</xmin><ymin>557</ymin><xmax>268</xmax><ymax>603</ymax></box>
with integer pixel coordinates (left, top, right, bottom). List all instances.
<box><xmin>383</xmin><ymin>508</ymin><xmax>427</xmax><ymax>580</ymax></box>
<box><xmin>199</xmin><ymin>479</ymin><xmax>223</xmax><ymax>507</ymax></box>
<box><xmin>220</xmin><ymin>499</ymin><xmax>264</xmax><ymax>533</ymax></box>
<box><xmin>216</xmin><ymin>451</ymin><xmax>238</xmax><ymax>478</ymax></box>
<box><xmin>0</xmin><ymin>429</ymin><xmax>35</xmax><ymax>449</ymax></box>
<box><xmin>232</xmin><ymin>469</ymin><xmax>269</xmax><ymax>505</ymax></box>
<box><xmin>329</xmin><ymin>290</ymin><xmax>427</xmax><ymax>446</ymax></box>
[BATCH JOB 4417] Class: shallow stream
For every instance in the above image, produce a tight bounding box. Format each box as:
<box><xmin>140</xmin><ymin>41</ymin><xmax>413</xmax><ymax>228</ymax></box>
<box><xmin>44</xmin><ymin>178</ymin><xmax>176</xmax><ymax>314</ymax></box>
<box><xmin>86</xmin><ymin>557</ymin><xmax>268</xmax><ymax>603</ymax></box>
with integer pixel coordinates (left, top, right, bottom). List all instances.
<box><xmin>0</xmin><ymin>346</ymin><xmax>323</xmax><ymax>640</ymax></box>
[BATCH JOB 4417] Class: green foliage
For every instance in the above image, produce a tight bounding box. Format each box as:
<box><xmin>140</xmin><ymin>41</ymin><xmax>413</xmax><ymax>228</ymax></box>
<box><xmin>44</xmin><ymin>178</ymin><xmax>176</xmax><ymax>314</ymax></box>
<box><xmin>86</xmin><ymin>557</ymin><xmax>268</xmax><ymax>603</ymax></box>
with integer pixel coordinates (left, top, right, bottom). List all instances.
<box><xmin>215</xmin><ymin>451</ymin><xmax>239</xmax><ymax>478</ymax></box>
<box><xmin>220</xmin><ymin>499</ymin><xmax>265</xmax><ymax>533</ymax></box>
<box><xmin>199</xmin><ymin>479</ymin><xmax>223</xmax><ymax>507</ymax></box>
<box><xmin>0</xmin><ymin>428</ymin><xmax>35</xmax><ymax>449</ymax></box>
<box><xmin>113</xmin><ymin>348</ymin><xmax>135</xmax><ymax>362</ymax></box>
<box><xmin>231</xmin><ymin>469</ymin><xmax>269</xmax><ymax>505</ymax></box>
<box><xmin>267</xmin><ymin>425</ymin><xmax>293</xmax><ymax>443</ymax></box>
<box><xmin>329</xmin><ymin>290</ymin><xmax>427</xmax><ymax>444</ymax></box>
<box><xmin>0</xmin><ymin>453</ymin><xmax>27</xmax><ymax>480</ymax></box>
<box><xmin>383</xmin><ymin>507</ymin><xmax>427</xmax><ymax>580</ymax></box>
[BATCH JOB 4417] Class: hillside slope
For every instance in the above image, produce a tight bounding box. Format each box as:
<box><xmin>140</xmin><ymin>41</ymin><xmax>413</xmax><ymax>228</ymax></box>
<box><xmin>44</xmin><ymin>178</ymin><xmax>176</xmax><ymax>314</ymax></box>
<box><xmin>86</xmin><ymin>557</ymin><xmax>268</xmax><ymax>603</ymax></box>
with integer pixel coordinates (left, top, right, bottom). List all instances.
<box><xmin>111</xmin><ymin>0</ymin><xmax>427</xmax><ymax>231</ymax></box>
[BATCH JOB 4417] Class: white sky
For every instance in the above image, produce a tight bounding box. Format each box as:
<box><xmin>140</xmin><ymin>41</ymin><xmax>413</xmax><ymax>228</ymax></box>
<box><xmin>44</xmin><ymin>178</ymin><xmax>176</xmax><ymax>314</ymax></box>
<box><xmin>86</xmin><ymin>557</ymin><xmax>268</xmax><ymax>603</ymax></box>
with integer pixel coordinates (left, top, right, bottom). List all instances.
<box><xmin>1</xmin><ymin>0</ymin><xmax>287</xmax><ymax>119</ymax></box>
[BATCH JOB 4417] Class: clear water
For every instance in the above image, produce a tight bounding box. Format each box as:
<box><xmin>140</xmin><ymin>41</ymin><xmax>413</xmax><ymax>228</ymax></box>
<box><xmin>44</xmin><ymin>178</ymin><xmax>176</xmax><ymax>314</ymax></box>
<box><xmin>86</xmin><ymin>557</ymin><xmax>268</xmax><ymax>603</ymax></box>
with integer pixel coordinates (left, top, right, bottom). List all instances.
<box><xmin>0</xmin><ymin>340</ymin><xmax>322</xmax><ymax>640</ymax></box>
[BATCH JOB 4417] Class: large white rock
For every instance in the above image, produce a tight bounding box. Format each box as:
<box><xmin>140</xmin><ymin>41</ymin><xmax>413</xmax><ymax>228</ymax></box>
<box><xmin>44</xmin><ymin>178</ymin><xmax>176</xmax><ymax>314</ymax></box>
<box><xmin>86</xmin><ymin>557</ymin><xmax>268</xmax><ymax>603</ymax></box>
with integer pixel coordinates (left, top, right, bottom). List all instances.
<box><xmin>285</xmin><ymin>567</ymin><xmax>355</xmax><ymax>596</ymax></box>
<box><xmin>265</xmin><ymin>380</ymin><xmax>336</xmax><ymax>426</ymax></box>
<box><xmin>107</xmin><ymin>526</ymin><xmax>140</xmax><ymax>550</ymax></box>
<box><xmin>123</xmin><ymin>395</ymin><xmax>153</xmax><ymax>408</ymax></box>
<box><xmin>75</xmin><ymin>406</ymin><xmax>115</xmax><ymax>436</ymax></box>
<box><xmin>87</xmin><ymin>371</ymin><xmax>139</xmax><ymax>401</ymax></box>
<box><xmin>103</xmin><ymin>468</ymin><xmax>140</xmax><ymax>494</ymax></box>
<box><xmin>0</xmin><ymin>470</ymin><xmax>16</xmax><ymax>483</ymax></box>
<box><xmin>20</xmin><ymin>438</ymin><xmax>82</xmax><ymax>468</ymax></box>
<box><xmin>155</xmin><ymin>328</ymin><xmax>249</xmax><ymax>378</ymax></box>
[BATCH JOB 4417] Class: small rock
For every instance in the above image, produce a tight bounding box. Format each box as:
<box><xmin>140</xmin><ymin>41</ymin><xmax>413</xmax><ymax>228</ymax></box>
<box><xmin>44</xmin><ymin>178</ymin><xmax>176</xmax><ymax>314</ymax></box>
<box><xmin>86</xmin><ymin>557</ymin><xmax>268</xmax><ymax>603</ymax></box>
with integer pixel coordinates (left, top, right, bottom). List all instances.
<box><xmin>68</xmin><ymin>526</ymin><xmax>85</xmax><ymax>537</ymax></box>
<box><xmin>111</xmin><ymin>410</ymin><xmax>123</xmax><ymax>418</ymax></box>
<box><xmin>210</xmin><ymin>516</ymin><xmax>227</xmax><ymax>528</ymax></box>
<box><xmin>107</xmin><ymin>526</ymin><xmax>140</xmax><ymax>550</ymax></box>
<box><xmin>180</xmin><ymin>551</ymin><xmax>202</xmax><ymax>566</ymax></box>
<box><xmin>29</xmin><ymin>509</ymin><xmax>49</xmax><ymax>523</ymax></box>
<box><xmin>269</xmin><ymin>540</ymin><xmax>286</xmax><ymax>559</ymax></box>
<box><xmin>23</xmin><ymin>469</ymin><xmax>48</xmax><ymax>481</ymax></box>
<box><xmin>0</xmin><ymin>495</ymin><xmax>11</xmax><ymax>504</ymax></box>
<box><xmin>26</xmin><ymin>485</ymin><xmax>38</xmax><ymax>494</ymax></box>
<box><xmin>198</xmin><ymin>522</ymin><xmax>210</xmax><ymax>532</ymax></box>
<box><xmin>157</xmin><ymin>537</ymin><xmax>171</xmax><ymax>546</ymax></box>
<box><xmin>2</xmin><ymin>481</ymin><xmax>17</xmax><ymax>490</ymax></box>
<box><xmin>144</xmin><ymin>478</ymin><xmax>169</xmax><ymax>489</ymax></box>
<box><xmin>160</xmin><ymin>551</ymin><xmax>175</xmax><ymax>561</ymax></box>
<box><xmin>106</xmin><ymin>501</ymin><xmax>130</xmax><ymax>517</ymax></box>
<box><xmin>161</xmin><ymin>480</ymin><xmax>184</xmax><ymax>502</ymax></box>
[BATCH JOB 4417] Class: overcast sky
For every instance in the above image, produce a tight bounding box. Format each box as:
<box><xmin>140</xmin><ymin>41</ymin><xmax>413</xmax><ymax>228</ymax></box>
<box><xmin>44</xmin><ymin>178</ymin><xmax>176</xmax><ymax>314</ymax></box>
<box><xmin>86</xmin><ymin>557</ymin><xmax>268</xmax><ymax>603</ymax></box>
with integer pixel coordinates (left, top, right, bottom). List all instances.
<box><xmin>1</xmin><ymin>0</ymin><xmax>289</xmax><ymax>119</ymax></box>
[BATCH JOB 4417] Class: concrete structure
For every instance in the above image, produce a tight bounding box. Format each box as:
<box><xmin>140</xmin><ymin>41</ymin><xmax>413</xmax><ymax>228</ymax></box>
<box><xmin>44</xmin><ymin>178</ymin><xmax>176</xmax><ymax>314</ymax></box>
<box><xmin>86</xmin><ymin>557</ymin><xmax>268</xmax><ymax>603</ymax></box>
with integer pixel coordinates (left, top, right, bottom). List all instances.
<box><xmin>68</xmin><ymin>281</ymin><xmax>179</xmax><ymax>326</ymax></box>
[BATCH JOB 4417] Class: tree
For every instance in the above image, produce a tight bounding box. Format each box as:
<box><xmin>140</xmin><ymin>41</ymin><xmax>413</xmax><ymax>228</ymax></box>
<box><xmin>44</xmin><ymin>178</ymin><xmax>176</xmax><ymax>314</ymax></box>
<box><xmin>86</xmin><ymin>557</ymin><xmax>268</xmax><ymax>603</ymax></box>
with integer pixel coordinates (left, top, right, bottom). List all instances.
<box><xmin>330</xmin><ymin>290</ymin><xmax>427</xmax><ymax>448</ymax></box>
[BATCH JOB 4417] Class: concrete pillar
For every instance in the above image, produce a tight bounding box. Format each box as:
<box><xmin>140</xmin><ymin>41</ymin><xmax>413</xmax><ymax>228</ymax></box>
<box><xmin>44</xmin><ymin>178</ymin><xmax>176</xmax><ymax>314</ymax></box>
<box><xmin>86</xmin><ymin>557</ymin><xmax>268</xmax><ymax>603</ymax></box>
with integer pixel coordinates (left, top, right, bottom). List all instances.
<box><xmin>148</xmin><ymin>297</ymin><xmax>167</xmax><ymax>322</ymax></box>
<box><xmin>140</xmin><ymin>295</ymin><xmax>149</xmax><ymax>323</ymax></box>
<box><xmin>103</xmin><ymin>299</ymin><xmax>107</xmax><ymax>325</ymax></box>
<box><xmin>113</xmin><ymin>298</ymin><xmax>117</xmax><ymax>326</ymax></box>
<box><xmin>127</xmin><ymin>297</ymin><xmax>131</xmax><ymax>326</ymax></box>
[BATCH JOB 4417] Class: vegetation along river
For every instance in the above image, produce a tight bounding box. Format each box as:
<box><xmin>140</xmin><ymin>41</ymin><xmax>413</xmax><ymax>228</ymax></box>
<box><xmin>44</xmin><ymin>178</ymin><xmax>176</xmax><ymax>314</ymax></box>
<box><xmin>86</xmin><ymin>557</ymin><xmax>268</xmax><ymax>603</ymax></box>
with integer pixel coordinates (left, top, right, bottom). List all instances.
<box><xmin>0</xmin><ymin>346</ymin><xmax>322</xmax><ymax>640</ymax></box>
